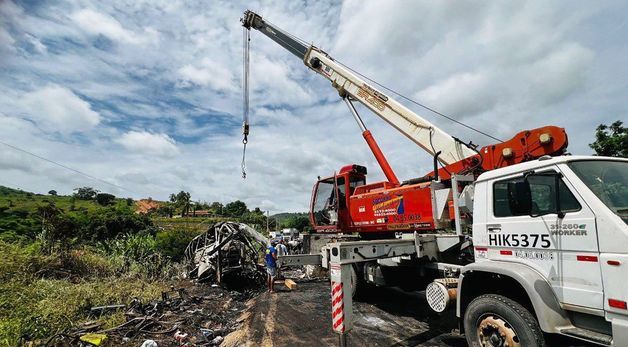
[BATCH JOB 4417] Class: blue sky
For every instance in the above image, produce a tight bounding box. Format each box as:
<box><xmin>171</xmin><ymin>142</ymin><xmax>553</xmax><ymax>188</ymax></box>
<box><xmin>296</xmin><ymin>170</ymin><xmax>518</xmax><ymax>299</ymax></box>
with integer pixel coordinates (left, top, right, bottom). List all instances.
<box><xmin>0</xmin><ymin>1</ymin><xmax>627</xmax><ymax>212</ymax></box>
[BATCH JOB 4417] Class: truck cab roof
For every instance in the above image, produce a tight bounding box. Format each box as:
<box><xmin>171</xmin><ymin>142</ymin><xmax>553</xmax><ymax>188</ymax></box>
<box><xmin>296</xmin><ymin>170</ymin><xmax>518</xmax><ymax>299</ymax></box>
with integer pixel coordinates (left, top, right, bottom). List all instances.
<box><xmin>476</xmin><ymin>155</ymin><xmax>627</xmax><ymax>182</ymax></box>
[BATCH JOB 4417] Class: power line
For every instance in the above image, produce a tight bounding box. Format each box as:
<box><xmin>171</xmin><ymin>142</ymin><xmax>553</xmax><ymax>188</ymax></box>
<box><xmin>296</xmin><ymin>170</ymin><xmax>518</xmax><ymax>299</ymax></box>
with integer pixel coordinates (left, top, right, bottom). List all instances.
<box><xmin>0</xmin><ymin>139</ymin><xmax>138</xmax><ymax>195</ymax></box>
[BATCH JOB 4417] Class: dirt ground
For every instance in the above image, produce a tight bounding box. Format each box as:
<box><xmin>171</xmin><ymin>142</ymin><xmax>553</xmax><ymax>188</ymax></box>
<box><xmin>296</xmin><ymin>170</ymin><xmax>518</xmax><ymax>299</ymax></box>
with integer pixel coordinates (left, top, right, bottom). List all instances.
<box><xmin>224</xmin><ymin>279</ymin><xmax>596</xmax><ymax>347</ymax></box>
<box><xmin>224</xmin><ymin>280</ymin><xmax>466</xmax><ymax>347</ymax></box>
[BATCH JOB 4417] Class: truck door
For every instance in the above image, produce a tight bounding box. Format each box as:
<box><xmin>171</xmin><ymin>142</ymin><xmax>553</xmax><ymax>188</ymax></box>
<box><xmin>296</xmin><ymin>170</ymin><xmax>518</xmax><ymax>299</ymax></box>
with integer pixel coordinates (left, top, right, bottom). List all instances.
<box><xmin>486</xmin><ymin>167</ymin><xmax>603</xmax><ymax>310</ymax></box>
<box><xmin>310</xmin><ymin>177</ymin><xmax>340</xmax><ymax>232</ymax></box>
<box><xmin>566</xmin><ymin>160</ymin><xmax>628</xmax><ymax>317</ymax></box>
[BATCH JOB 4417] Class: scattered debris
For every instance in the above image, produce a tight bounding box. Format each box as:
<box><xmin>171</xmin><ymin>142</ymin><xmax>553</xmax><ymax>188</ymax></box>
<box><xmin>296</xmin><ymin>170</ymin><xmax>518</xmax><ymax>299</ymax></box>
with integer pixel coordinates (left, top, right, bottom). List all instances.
<box><xmin>284</xmin><ymin>279</ymin><xmax>297</xmax><ymax>290</ymax></box>
<box><xmin>174</xmin><ymin>330</ymin><xmax>188</xmax><ymax>343</ymax></box>
<box><xmin>183</xmin><ymin>222</ymin><xmax>268</xmax><ymax>288</ymax></box>
<box><xmin>79</xmin><ymin>333</ymin><xmax>107</xmax><ymax>346</ymax></box>
<box><xmin>140</xmin><ymin>340</ymin><xmax>158</xmax><ymax>347</ymax></box>
<box><xmin>47</xmin><ymin>283</ymin><xmax>257</xmax><ymax>346</ymax></box>
<box><xmin>90</xmin><ymin>304</ymin><xmax>126</xmax><ymax>316</ymax></box>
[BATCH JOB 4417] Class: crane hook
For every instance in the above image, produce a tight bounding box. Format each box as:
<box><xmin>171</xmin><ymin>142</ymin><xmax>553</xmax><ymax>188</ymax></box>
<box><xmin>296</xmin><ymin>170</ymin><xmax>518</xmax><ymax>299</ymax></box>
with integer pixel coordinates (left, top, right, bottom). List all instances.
<box><xmin>241</xmin><ymin>26</ymin><xmax>251</xmax><ymax>179</ymax></box>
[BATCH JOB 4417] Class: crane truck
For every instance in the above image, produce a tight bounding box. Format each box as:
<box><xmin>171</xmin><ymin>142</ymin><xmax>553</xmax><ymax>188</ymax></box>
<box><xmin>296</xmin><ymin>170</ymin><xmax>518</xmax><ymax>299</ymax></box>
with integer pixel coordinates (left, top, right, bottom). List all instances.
<box><xmin>241</xmin><ymin>10</ymin><xmax>628</xmax><ymax>347</ymax></box>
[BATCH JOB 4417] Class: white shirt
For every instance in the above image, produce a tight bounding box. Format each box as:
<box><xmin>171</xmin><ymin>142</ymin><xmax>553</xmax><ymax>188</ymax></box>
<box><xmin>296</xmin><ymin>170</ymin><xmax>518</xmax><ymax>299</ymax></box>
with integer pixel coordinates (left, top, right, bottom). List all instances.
<box><xmin>277</xmin><ymin>243</ymin><xmax>288</xmax><ymax>256</ymax></box>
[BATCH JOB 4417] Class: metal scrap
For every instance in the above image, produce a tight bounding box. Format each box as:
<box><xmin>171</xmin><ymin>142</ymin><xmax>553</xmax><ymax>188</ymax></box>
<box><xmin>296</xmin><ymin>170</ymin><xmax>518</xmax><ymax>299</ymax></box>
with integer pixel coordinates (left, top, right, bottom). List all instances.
<box><xmin>47</xmin><ymin>285</ymin><xmax>253</xmax><ymax>346</ymax></box>
<box><xmin>183</xmin><ymin>222</ymin><xmax>267</xmax><ymax>285</ymax></box>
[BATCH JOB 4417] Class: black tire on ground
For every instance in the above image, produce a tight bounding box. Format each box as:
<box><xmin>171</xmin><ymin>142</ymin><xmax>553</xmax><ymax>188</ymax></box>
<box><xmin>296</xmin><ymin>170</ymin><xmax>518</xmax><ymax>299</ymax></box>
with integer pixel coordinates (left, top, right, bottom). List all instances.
<box><xmin>464</xmin><ymin>294</ymin><xmax>546</xmax><ymax>347</ymax></box>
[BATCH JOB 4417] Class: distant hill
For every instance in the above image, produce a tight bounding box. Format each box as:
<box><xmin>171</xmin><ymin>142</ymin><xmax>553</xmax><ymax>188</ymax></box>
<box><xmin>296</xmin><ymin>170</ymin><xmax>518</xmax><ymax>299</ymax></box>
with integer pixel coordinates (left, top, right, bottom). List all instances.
<box><xmin>0</xmin><ymin>186</ymin><xmax>32</xmax><ymax>197</ymax></box>
<box><xmin>271</xmin><ymin>212</ymin><xmax>309</xmax><ymax>224</ymax></box>
<box><xmin>0</xmin><ymin>185</ymin><xmax>130</xmax><ymax>212</ymax></box>
<box><xmin>0</xmin><ymin>185</ymin><xmax>135</xmax><ymax>241</ymax></box>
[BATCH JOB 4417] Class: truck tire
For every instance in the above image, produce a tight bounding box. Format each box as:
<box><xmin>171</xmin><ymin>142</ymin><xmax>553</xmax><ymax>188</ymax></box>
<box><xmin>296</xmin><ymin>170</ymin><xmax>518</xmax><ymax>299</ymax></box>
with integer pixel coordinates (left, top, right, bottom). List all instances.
<box><xmin>350</xmin><ymin>264</ymin><xmax>371</xmax><ymax>299</ymax></box>
<box><xmin>464</xmin><ymin>294</ymin><xmax>546</xmax><ymax>347</ymax></box>
<box><xmin>350</xmin><ymin>265</ymin><xmax>358</xmax><ymax>298</ymax></box>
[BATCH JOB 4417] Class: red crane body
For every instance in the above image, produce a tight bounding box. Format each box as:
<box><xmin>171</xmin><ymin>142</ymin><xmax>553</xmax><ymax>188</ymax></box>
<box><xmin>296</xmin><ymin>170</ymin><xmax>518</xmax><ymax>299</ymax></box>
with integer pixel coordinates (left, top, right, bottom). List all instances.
<box><xmin>309</xmin><ymin>126</ymin><xmax>568</xmax><ymax>234</ymax></box>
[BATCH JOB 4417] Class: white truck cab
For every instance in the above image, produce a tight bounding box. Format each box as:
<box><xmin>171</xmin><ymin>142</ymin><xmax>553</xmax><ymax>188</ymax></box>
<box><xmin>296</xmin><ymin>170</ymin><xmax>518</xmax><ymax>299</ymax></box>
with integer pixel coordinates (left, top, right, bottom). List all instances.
<box><xmin>459</xmin><ymin>156</ymin><xmax>628</xmax><ymax>346</ymax></box>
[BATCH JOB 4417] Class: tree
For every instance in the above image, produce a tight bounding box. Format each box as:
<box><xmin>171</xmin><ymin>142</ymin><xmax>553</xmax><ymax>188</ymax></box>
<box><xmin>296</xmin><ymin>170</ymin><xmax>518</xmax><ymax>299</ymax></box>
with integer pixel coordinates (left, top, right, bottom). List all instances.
<box><xmin>209</xmin><ymin>202</ymin><xmax>224</xmax><ymax>216</ymax></box>
<box><xmin>224</xmin><ymin>200</ymin><xmax>248</xmax><ymax>217</ymax></box>
<box><xmin>126</xmin><ymin>198</ymin><xmax>134</xmax><ymax>206</ymax></box>
<box><xmin>590</xmin><ymin>120</ymin><xmax>627</xmax><ymax>157</ymax></box>
<box><xmin>37</xmin><ymin>202</ymin><xmax>77</xmax><ymax>253</ymax></box>
<box><xmin>73</xmin><ymin>187</ymin><xmax>99</xmax><ymax>200</ymax></box>
<box><xmin>156</xmin><ymin>202</ymin><xmax>175</xmax><ymax>218</ymax></box>
<box><xmin>281</xmin><ymin>214</ymin><xmax>311</xmax><ymax>232</ymax></box>
<box><xmin>170</xmin><ymin>191</ymin><xmax>191</xmax><ymax>217</ymax></box>
<box><xmin>96</xmin><ymin>193</ymin><xmax>116</xmax><ymax>206</ymax></box>
<box><xmin>48</xmin><ymin>190</ymin><xmax>58</xmax><ymax>196</ymax></box>
<box><xmin>191</xmin><ymin>201</ymin><xmax>201</xmax><ymax>216</ymax></box>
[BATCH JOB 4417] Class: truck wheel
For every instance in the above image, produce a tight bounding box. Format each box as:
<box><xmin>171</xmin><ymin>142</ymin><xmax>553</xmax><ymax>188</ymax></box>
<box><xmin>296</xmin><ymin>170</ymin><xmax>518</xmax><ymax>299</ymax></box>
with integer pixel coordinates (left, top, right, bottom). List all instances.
<box><xmin>350</xmin><ymin>265</ymin><xmax>358</xmax><ymax>298</ymax></box>
<box><xmin>464</xmin><ymin>294</ymin><xmax>545</xmax><ymax>347</ymax></box>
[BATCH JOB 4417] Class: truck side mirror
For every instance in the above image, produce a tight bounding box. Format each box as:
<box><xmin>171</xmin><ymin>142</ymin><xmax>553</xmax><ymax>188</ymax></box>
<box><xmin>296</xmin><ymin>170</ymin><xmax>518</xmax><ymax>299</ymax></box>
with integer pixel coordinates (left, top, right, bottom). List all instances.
<box><xmin>507</xmin><ymin>181</ymin><xmax>532</xmax><ymax>215</ymax></box>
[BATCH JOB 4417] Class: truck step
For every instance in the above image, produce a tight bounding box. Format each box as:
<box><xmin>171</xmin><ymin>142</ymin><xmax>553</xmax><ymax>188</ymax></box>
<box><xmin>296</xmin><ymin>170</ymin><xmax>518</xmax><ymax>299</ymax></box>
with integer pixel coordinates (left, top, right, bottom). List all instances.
<box><xmin>560</xmin><ymin>327</ymin><xmax>612</xmax><ymax>346</ymax></box>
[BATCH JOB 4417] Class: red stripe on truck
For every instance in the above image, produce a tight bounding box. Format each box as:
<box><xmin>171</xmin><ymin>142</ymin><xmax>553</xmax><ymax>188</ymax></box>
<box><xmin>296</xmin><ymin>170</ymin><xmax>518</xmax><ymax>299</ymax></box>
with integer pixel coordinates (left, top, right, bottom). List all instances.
<box><xmin>609</xmin><ymin>299</ymin><xmax>627</xmax><ymax>310</ymax></box>
<box><xmin>576</xmin><ymin>255</ymin><xmax>598</xmax><ymax>262</ymax></box>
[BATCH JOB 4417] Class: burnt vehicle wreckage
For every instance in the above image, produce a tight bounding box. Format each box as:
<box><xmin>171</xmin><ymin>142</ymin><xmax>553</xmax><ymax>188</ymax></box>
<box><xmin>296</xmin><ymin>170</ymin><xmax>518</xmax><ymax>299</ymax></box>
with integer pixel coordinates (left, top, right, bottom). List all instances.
<box><xmin>184</xmin><ymin>222</ymin><xmax>269</xmax><ymax>287</ymax></box>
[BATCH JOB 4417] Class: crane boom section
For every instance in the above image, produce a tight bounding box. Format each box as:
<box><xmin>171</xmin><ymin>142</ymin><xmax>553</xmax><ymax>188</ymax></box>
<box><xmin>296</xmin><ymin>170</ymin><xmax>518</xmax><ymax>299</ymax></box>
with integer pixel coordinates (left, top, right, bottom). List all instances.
<box><xmin>242</xmin><ymin>10</ymin><xmax>476</xmax><ymax>165</ymax></box>
<box><xmin>306</xmin><ymin>50</ymin><xmax>475</xmax><ymax>165</ymax></box>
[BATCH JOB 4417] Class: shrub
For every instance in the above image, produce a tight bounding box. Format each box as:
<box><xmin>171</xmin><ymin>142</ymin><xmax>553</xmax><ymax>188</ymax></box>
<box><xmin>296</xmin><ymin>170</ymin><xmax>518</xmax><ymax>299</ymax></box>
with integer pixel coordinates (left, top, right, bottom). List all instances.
<box><xmin>103</xmin><ymin>233</ymin><xmax>156</xmax><ymax>261</ymax></box>
<box><xmin>95</xmin><ymin>193</ymin><xmax>116</xmax><ymax>206</ymax></box>
<box><xmin>78</xmin><ymin>207</ymin><xmax>154</xmax><ymax>242</ymax></box>
<box><xmin>155</xmin><ymin>228</ymin><xmax>200</xmax><ymax>261</ymax></box>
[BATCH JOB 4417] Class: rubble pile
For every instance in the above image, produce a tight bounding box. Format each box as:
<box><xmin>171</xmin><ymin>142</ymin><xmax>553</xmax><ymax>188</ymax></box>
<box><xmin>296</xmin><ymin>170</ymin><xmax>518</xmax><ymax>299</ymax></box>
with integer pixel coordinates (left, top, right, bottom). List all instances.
<box><xmin>47</xmin><ymin>284</ymin><xmax>256</xmax><ymax>346</ymax></box>
<box><xmin>183</xmin><ymin>222</ymin><xmax>268</xmax><ymax>288</ymax></box>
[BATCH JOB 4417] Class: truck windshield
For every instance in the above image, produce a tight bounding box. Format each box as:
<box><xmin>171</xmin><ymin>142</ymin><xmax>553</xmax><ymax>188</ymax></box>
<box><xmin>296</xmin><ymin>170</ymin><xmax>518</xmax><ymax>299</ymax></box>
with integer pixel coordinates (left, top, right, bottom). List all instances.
<box><xmin>568</xmin><ymin>160</ymin><xmax>628</xmax><ymax>224</ymax></box>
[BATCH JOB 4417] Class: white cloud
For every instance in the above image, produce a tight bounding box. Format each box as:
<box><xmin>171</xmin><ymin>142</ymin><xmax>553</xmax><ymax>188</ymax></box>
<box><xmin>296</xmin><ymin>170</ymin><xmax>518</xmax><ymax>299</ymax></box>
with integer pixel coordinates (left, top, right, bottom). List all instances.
<box><xmin>20</xmin><ymin>85</ymin><xmax>100</xmax><ymax>133</ymax></box>
<box><xmin>416</xmin><ymin>72</ymin><xmax>496</xmax><ymax>116</ymax></box>
<box><xmin>176</xmin><ymin>59</ymin><xmax>235</xmax><ymax>91</ymax></box>
<box><xmin>70</xmin><ymin>9</ymin><xmax>157</xmax><ymax>45</ymax></box>
<box><xmin>115</xmin><ymin>131</ymin><xmax>180</xmax><ymax>158</ymax></box>
<box><xmin>24</xmin><ymin>33</ymin><xmax>47</xmax><ymax>54</ymax></box>
<box><xmin>0</xmin><ymin>1</ymin><xmax>625</xmax><ymax>212</ymax></box>
<box><xmin>0</xmin><ymin>27</ymin><xmax>15</xmax><ymax>51</ymax></box>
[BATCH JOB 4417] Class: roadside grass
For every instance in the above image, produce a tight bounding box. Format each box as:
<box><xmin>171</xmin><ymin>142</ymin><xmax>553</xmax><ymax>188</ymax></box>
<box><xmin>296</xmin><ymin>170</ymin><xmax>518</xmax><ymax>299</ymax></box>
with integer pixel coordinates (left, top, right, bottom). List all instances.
<box><xmin>0</xmin><ymin>241</ymin><xmax>171</xmax><ymax>347</ymax></box>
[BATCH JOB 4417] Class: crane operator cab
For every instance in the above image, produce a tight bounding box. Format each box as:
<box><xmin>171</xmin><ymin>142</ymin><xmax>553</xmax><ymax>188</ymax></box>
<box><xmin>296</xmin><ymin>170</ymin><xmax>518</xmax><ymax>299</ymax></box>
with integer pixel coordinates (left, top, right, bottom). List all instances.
<box><xmin>310</xmin><ymin>164</ymin><xmax>367</xmax><ymax>232</ymax></box>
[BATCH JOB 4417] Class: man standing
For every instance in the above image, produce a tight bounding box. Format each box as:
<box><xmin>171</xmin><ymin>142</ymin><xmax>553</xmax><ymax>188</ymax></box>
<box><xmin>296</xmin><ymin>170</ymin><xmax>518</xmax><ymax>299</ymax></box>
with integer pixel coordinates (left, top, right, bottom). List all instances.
<box><xmin>265</xmin><ymin>240</ymin><xmax>278</xmax><ymax>293</ymax></box>
<box><xmin>276</xmin><ymin>239</ymin><xmax>289</xmax><ymax>279</ymax></box>
<box><xmin>277</xmin><ymin>239</ymin><xmax>289</xmax><ymax>256</ymax></box>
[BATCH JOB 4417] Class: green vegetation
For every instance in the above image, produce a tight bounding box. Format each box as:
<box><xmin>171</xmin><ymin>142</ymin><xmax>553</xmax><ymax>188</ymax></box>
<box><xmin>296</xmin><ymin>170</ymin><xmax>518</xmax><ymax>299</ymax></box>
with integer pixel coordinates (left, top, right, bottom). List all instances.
<box><xmin>0</xmin><ymin>186</ymin><xmax>169</xmax><ymax>346</ymax></box>
<box><xmin>0</xmin><ymin>241</ymin><xmax>171</xmax><ymax>346</ymax></box>
<box><xmin>0</xmin><ymin>186</ymin><xmax>122</xmax><ymax>243</ymax></box>
<box><xmin>0</xmin><ymin>185</ymin><xmax>308</xmax><ymax>345</ymax></box>
<box><xmin>273</xmin><ymin>212</ymin><xmax>312</xmax><ymax>232</ymax></box>
<box><xmin>590</xmin><ymin>120</ymin><xmax>627</xmax><ymax>157</ymax></box>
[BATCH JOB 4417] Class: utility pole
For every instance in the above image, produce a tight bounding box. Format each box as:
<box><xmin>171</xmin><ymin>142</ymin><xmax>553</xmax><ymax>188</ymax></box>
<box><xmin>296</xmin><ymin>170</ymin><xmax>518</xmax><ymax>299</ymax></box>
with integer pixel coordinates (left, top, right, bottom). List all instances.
<box><xmin>266</xmin><ymin>210</ymin><xmax>270</xmax><ymax>234</ymax></box>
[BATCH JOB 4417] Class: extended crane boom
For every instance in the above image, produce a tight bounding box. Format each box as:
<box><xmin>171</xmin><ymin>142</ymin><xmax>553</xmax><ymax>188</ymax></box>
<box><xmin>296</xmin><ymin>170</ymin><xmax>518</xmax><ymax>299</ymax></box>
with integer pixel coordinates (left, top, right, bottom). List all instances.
<box><xmin>241</xmin><ymin>10</ymin><xmax>476</xmax><ymax>167</ymax></box>
<box><xmin>242</xmin><ymin>10</ymin><xmax>568</xmax><ymax>235</ymax></box>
